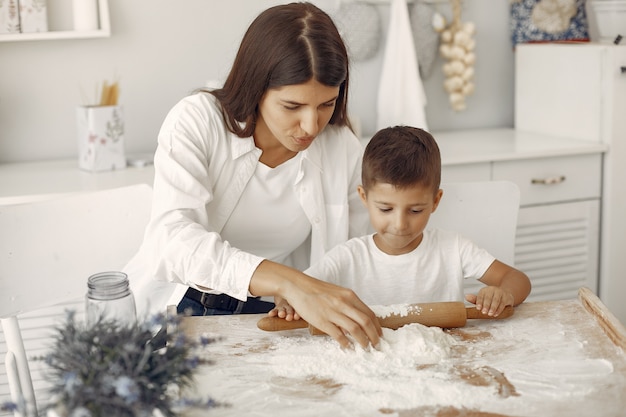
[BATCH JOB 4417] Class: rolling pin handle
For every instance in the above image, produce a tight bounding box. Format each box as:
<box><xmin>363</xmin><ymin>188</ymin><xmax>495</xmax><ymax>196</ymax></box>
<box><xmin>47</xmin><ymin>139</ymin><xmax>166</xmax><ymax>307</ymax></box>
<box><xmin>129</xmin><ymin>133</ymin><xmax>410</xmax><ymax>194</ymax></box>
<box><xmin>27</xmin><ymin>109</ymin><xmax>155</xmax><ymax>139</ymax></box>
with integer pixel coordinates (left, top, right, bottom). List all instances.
<box><xmin>256</xmin><ymin>316</ymin><xmax>309</xmax><ymax>331</ymax></box>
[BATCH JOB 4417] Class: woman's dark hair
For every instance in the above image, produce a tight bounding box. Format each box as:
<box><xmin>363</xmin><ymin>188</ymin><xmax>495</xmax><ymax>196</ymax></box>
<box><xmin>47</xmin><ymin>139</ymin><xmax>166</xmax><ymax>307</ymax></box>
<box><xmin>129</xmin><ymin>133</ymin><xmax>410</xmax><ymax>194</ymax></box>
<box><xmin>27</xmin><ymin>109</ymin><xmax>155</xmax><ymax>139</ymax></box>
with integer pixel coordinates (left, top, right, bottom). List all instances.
<box><xmin>362</xmin><ymin>126</ymin><xmax>441</xmax><ymax>194</ymax></box>
<box><xmin>208</xmin><ymin>2</ymin><xmax>350</xmax><ymax>138</ymax></box>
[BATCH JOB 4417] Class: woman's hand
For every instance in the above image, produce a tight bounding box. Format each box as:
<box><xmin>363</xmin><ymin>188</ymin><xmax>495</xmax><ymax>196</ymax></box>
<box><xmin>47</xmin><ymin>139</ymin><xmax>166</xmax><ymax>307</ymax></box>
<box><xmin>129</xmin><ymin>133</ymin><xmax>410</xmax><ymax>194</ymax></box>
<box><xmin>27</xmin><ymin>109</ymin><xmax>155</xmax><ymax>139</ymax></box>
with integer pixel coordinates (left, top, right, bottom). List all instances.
<box><xmin>250</xmin><ymin>260</ymin><xmax>382</xmax><ymax>349</ymax></box>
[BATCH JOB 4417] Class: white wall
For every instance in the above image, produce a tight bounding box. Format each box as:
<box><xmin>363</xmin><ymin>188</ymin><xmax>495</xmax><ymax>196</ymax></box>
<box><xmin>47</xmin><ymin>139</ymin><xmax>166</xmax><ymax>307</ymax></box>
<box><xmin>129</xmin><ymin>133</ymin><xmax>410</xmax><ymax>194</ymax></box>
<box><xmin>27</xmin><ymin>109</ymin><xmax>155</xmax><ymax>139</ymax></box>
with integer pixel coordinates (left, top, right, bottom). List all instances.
<box><xmin>1</xmin><ymin>0</ymin><xmax>520</xmax><ymax>163</ymax></box>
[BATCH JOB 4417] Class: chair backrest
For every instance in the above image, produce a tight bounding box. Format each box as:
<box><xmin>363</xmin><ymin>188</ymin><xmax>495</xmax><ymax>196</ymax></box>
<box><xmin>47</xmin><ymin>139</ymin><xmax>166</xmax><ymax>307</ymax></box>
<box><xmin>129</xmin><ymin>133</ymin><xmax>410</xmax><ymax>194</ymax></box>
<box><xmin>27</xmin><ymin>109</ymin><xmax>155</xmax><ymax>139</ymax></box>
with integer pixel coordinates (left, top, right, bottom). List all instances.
<box><xmin>426</xmin><ymin>181</ymin><xmax>520</xmax><ymax>294</ymax></box>
<box><xmin>0</xmin><ymin>184</ymin><xmax>152</xmax><ymax>417</ymax></box>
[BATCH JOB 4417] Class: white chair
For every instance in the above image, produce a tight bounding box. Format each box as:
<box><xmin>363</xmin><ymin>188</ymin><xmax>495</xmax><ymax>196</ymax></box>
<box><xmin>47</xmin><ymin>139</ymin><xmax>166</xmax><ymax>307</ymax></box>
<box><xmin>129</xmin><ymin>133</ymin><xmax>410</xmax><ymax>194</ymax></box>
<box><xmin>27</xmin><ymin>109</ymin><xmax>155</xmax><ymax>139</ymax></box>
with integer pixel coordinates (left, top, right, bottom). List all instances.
<box><xmin>427</xmin><ymin>180</ymin><xmax>521</xmax><ymax>296</ymax></box>
<box><xmin>0</xmin><ymin>184</ymin><xmax>152</xmax><ymax>417</ymax></box>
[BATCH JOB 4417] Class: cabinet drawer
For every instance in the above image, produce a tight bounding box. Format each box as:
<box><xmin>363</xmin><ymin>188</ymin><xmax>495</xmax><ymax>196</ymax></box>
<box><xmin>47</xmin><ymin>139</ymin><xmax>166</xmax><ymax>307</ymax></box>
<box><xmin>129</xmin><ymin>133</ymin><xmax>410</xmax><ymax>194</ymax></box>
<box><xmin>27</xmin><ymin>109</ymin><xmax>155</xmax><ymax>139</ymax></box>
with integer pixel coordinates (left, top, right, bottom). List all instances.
<box><xmin>442</xmin><ymin>163</ymin><xmax>490</xmax><ymax>183</ymax></box>
<box><xmin>492</xmin><ymin>154</ymin><xmax>601</xmax><ymax>206</ymax></box>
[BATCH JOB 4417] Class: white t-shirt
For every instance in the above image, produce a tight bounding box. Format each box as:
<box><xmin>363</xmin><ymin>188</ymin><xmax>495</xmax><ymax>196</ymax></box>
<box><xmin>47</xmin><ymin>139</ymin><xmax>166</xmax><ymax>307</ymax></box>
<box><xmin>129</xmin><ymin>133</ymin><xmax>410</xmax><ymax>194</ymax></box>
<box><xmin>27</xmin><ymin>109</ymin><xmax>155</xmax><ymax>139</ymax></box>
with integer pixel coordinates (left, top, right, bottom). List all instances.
<box><xmin>305</xmin><ymin>228</ymin><xmax>495</xmax><ymax>306</ymax></box>
<box><xmin>221</xmin><ymin>153</ymin><xmax>311</xmax><ymax>266</ymax></box>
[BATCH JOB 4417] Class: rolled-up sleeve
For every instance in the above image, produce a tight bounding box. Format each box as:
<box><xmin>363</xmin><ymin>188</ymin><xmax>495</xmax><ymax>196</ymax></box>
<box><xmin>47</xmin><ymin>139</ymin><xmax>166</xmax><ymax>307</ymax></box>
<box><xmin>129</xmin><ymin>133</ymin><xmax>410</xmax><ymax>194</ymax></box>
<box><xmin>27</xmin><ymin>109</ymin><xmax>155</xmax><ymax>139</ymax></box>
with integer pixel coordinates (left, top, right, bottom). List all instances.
<box><xmin>144</xmin><ymin>94</ymin><xmax>263</xmax><ymax>301</ymax></box>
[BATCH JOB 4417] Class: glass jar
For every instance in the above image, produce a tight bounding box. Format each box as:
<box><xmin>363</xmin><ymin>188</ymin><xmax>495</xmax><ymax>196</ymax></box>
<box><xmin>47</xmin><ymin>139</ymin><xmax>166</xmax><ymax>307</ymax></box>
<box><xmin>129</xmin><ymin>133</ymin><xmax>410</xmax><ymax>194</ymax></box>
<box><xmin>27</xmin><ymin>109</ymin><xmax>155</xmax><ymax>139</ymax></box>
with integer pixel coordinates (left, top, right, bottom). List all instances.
<box><xmin>85</xmin><ymin>271</ymin><xmax>136</xmax><ymax>326</ymax></box>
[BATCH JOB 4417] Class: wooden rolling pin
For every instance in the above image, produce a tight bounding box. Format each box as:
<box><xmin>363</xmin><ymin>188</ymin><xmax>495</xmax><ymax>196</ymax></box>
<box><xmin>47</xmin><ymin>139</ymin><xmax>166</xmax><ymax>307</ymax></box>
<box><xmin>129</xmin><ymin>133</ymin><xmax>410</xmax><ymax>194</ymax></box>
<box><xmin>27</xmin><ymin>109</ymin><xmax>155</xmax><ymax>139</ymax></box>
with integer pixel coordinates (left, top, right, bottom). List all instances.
<box><xmin>257</xmin><ymin>301</ymin><xmax>514</xmax><ymax>334</ymax></box>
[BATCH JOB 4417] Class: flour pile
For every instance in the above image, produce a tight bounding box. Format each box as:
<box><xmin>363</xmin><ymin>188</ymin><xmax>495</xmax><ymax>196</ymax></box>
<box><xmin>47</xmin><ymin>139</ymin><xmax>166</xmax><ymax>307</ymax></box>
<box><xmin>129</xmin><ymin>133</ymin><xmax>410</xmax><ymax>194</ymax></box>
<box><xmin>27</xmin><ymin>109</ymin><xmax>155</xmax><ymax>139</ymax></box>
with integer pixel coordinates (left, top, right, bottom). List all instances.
<box><xmin>265</xmin><ymin>323</ymin><xmax>486</xmax><ymax>410</ymax></box>
<box><xmin>269</xmin><ymin>322</ymin><xmax>452</xmax><ymax>374</ymax></box>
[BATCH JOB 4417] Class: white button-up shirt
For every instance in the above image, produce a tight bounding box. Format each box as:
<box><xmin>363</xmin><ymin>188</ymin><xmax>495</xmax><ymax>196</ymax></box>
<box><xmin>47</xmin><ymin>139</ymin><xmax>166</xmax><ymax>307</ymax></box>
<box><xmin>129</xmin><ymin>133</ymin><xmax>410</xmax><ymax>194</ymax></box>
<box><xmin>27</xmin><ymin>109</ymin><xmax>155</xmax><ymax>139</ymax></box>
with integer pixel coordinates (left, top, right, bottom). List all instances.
<box><xmin>125</xmin><ymin>93</ymin><xmax>369</xmax><ymax>317</ymax></box>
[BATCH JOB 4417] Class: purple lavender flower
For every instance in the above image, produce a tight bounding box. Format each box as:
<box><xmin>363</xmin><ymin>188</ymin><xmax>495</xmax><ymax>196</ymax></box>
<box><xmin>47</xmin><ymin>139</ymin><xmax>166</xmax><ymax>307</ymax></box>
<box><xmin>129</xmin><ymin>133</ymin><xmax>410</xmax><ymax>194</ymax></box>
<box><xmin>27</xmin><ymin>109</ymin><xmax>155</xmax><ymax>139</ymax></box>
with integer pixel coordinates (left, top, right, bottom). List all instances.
<box><xmin>113</xmin><ymin>376</ymin><xmax>140</xmax><ymax>404</ymax></box>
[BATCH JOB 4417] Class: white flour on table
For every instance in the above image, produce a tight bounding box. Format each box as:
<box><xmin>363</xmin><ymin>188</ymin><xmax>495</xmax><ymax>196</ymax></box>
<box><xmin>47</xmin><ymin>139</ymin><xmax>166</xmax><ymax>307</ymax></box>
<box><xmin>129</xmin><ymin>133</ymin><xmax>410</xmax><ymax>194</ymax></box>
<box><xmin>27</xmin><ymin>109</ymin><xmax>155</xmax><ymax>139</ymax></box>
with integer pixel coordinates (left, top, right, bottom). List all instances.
<box><xmin>259</xmin><ymin>308</ymin><xmax>618</xmax><ymax>413</ymax></box>
<box><xmin>265</xmin><ymin>323</ymin><xmax>490</xmax><ymax>411</ymax></box>
<box><xmin>192</xmin><ymin>301</ymin><xmax>623</xmax><ymax>416</ymax></box>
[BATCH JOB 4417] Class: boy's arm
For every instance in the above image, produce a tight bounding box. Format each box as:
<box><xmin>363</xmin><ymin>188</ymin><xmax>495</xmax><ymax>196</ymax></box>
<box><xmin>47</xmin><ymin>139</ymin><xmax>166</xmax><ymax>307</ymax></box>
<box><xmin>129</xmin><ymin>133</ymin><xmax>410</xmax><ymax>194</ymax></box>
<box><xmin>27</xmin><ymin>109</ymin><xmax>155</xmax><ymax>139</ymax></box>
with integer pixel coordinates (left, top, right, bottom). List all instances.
<box><xmin>467</xmin><ymin>260</ymin><xmax>532</xmax><ymax>317</ymax></box>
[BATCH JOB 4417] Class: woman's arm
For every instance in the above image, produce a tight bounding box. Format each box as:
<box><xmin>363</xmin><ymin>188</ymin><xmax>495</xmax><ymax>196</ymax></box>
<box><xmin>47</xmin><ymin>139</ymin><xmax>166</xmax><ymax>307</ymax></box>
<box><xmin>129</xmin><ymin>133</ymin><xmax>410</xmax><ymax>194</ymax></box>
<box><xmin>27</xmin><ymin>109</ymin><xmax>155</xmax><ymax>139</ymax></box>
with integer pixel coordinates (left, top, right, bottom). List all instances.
<box><xmin>249</xmin><ymin>260</ymin><xmax>382</xmax><ymax>348</ymax></box>
<box><xmin>145</xmin><ymin>94</ymin><xmax>263</xmax><ymax>300</ymax></box>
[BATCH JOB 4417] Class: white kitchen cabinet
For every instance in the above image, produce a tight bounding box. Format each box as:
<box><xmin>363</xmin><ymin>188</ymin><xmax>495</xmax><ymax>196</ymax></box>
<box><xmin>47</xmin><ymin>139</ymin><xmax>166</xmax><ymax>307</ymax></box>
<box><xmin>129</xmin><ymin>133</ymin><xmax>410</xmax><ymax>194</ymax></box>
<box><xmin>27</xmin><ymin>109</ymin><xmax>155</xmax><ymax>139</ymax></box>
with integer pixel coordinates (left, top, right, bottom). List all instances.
<box><xmin>433</xmin><ymin>129</ymin><xmax>606</xmax><ymax>304</ymax></box>
<box><xmin>515</xmin><ymin>43</ymin><xmax>626</xmax><ymax>324</ymax></box>
<box><xmin>494</xmin><ymin>154</ymin><xmax>602</xmax><ymax>302</ymax></box>
<box><xmin>516</xmin><ymin>199</ymin><xmax>600</xmax><ymax>302</ymax></box>
<box><xmin>491</xmin><ymin>154</ymin><xmax>602</xmax><ymax>206</ymax></box>
<box><xmin>441</xmin><ymin>163</ymin><xmax>490</xmax><ymax>183</ymax></box>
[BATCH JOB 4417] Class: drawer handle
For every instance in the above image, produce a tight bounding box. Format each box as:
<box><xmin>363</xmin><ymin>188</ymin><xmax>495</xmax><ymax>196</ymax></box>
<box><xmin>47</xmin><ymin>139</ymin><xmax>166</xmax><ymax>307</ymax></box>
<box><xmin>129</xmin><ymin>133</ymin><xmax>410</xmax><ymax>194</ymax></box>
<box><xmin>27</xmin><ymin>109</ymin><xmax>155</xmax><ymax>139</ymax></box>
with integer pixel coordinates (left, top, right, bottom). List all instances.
<box><xmin>531</xmin><ymin>175</ymin><xmax>566</xmax><ymax>185</ymax></box>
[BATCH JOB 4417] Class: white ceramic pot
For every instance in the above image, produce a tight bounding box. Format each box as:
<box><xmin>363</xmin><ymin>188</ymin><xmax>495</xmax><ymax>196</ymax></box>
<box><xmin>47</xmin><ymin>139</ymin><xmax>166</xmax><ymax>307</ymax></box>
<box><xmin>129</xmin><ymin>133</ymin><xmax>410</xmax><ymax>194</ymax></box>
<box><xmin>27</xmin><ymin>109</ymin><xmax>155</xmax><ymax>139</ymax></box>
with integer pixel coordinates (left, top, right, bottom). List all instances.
<box><xmin>590</xmin><ymin>0</ymin><xmax>626</xmax><ymax>42</ymax></box>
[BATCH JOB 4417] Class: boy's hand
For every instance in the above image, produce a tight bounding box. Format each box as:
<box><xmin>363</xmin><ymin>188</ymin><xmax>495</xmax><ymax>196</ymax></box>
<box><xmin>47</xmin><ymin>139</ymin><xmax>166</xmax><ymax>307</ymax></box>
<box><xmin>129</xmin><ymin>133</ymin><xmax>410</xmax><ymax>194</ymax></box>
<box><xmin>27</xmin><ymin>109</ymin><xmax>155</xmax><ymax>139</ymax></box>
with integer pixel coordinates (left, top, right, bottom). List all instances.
<box><xmin>465</xmin><ymin>286</ymin><xmax>514</xmax><ymax>317</ymax></box>
<box><xmin>268</xmin><ymin>295</ymin><xmax>301</xmax><ymax>321</ymax></box>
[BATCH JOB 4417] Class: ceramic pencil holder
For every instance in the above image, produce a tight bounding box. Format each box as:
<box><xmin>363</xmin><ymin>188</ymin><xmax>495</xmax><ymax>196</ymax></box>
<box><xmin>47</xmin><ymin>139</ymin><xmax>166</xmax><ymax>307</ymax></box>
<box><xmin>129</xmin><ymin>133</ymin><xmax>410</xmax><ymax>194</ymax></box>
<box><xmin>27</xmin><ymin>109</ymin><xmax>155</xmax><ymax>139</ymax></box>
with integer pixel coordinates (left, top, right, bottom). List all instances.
<box><xmin>76</xmin><ymin>105</ymin><xmax>126</xmax><ymax>172</ymax></box>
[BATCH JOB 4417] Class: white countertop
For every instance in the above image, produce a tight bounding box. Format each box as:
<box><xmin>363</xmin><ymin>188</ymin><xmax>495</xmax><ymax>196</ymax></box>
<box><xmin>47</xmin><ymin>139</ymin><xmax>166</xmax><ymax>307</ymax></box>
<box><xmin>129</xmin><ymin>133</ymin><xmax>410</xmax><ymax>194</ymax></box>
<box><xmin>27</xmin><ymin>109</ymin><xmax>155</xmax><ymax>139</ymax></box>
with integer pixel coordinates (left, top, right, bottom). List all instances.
<box><xmin>0</xmin><ymin>159</ymin><xmax>154</xmax><ymax>204</ymax></box>
<box><xmin>433</xmin><ymin>128</ymin><xmax>608</xmax><ymax>165</ymax></box>
<box><xmin>1</xmin><ymin>128</ymin><xmax>608</xmax><ymax>204</ymax></box>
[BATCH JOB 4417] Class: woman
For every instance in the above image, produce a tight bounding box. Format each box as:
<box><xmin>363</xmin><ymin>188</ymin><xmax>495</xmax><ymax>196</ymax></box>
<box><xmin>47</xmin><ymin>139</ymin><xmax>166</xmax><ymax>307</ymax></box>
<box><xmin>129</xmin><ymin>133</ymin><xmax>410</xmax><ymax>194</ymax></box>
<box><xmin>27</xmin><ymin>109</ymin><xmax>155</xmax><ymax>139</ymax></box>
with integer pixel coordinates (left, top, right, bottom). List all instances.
<box><xmin>125</xmin><ymin>2</ymin><xmax>381</xmax><ymax>348</ymax></box>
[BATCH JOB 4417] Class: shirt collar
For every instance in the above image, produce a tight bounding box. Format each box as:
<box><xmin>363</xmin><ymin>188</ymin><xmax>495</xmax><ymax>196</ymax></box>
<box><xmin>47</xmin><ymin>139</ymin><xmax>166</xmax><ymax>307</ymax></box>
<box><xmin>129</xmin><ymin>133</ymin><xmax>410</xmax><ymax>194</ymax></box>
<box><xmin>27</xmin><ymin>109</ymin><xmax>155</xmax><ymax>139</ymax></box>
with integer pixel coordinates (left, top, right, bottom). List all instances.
<box><xmin>301</xmin><ymin>140</ymin><xmax>323</xmax><ymax>173</ymax></box>
<box><xmin>228</xmin><ymin>129</ymin><xmax>325</xmax><ymax>173</ymax></box>
<box><xmin>229</xmin><ymin>133</ymin><xmax>258</xmax><ymax>159</ymax></box>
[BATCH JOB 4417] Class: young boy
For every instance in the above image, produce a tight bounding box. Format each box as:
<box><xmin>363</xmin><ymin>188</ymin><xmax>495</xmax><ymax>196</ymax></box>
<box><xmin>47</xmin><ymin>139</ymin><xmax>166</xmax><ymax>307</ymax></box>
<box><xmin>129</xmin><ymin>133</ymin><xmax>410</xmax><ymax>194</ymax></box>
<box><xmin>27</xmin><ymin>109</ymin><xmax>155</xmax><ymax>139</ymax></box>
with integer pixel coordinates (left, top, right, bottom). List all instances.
<box><xmin>272</xmin><ymin>126</ymin><xmax>531</xmax><ymax>320</ymax></box>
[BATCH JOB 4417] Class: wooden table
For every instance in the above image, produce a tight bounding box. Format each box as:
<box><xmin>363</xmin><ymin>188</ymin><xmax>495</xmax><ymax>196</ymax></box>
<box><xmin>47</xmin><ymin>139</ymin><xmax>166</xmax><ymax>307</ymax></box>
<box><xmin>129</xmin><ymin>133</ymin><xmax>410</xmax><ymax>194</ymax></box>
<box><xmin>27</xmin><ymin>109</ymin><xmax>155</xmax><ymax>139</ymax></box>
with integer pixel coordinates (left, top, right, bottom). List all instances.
<box><xmin>180</xmin><ymin>289</ymin><xmax>626</xmax><ymax>417</ymax></box>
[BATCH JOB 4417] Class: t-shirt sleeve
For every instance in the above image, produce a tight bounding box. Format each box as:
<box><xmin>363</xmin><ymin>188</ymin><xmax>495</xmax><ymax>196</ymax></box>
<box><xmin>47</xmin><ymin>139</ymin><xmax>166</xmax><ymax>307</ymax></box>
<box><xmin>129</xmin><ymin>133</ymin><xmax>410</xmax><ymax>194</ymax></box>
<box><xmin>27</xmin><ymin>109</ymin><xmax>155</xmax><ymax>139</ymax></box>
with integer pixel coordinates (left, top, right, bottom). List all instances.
<box><xmin>304</xmin><ymin>242</ymin><xmax>354</xmax><ymax>285</ymax></box>
<box><xmin>457</xmin><ymin>234</ymin><xmax>496</xmax><ymax>280</ymax></box>
<box><xmin>305</xmin><ymin>256</ymin><xmax>339</xmax><ymax>285</ymax></box>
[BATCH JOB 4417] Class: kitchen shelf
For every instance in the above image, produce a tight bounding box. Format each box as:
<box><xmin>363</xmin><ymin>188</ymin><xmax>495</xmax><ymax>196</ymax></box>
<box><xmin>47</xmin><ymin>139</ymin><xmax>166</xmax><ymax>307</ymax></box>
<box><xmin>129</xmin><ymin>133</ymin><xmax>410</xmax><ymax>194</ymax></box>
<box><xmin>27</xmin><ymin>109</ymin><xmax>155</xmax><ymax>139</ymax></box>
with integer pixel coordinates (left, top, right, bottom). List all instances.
<box><xmin>0</xmin><ymin>0</ymin><xmax>110</xmax><ymax>42</ymax></box>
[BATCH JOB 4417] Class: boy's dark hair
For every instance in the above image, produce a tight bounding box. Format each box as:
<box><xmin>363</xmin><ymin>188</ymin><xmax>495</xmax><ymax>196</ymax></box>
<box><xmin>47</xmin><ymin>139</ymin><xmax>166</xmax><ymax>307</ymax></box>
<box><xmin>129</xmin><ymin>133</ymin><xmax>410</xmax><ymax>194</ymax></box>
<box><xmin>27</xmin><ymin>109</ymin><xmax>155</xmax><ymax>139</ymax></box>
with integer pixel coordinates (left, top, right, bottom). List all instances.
<box><xmin>361</xmin><ymin>126</ymin><xmax>441</xmax><ymax>193</ymax></box>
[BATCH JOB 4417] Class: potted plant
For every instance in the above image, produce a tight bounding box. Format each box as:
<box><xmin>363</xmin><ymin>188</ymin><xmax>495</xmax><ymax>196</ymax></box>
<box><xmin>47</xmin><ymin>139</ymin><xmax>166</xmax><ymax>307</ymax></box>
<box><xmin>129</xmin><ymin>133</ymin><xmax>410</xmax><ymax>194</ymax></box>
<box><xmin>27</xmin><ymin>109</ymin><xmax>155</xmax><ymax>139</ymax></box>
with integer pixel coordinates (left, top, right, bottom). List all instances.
<box><xmin>3</xmin><ymin>311</ymin><xmax>220</xmax><ymax>417</ymax></box>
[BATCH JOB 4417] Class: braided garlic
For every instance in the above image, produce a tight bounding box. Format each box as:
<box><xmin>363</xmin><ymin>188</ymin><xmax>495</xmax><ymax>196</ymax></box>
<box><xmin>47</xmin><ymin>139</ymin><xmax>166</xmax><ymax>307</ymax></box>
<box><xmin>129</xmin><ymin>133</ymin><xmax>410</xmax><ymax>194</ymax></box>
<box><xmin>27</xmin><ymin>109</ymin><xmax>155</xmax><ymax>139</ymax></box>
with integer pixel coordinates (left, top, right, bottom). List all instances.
<box><xmin>439</xmin><ymin>0</ymin><xmax>475</xmax><ymax>111</ymax></box>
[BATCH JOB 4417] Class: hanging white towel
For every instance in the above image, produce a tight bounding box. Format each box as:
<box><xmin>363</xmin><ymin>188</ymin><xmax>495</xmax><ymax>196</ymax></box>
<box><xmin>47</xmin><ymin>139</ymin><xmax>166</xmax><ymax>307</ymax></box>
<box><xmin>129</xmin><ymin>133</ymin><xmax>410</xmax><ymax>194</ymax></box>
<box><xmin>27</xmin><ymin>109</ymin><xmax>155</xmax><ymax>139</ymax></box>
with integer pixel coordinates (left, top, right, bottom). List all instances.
<box><xmin>376</xmin><ymin>0</ymin><xmax>429</xmax><ymax>131</ymax></box>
